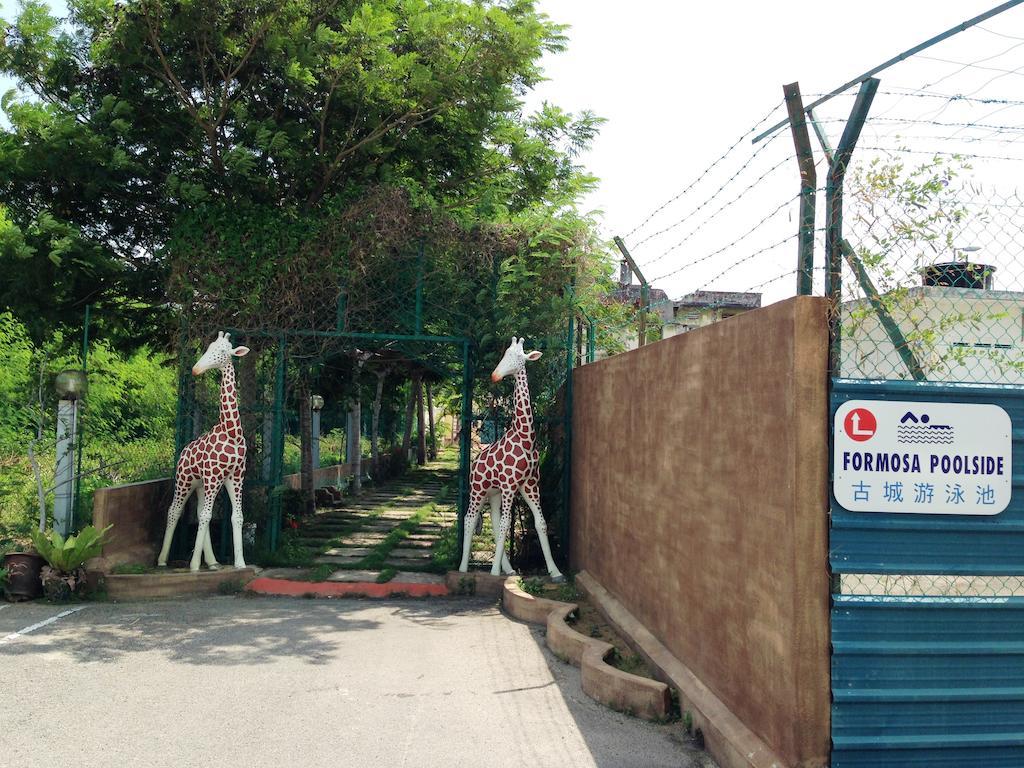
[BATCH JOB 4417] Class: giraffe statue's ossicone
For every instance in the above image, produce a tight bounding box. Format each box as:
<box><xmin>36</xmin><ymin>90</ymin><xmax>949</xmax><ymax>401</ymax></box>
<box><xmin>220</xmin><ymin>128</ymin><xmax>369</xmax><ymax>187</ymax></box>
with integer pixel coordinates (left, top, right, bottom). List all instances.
<box><xmin>459</xmin><ymin>337</ymin><xmax>563</xmax><ymax>582</ymax></box>
<box><xmin>158</xmin><ymin>332</ymin><xmax>250</xmax><ymax>572</ymax></box>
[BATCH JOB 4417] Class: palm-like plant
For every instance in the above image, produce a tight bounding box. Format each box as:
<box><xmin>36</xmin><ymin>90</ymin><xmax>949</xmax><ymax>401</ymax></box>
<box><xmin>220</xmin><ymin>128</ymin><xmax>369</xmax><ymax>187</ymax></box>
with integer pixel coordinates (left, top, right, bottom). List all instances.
<box><xmin>30</xmin><ymin>525</ymin><xmax>113</xmax><ymax>601</ymax></box>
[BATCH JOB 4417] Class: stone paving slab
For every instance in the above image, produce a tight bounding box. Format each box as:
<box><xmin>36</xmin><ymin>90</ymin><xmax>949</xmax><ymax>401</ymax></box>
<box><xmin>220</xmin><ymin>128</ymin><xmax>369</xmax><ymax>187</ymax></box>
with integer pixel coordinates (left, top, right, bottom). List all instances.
<box><xmin>258</xmin><ymin>567</ymin><xmax>310</xmax><ymax>580</ymax></box>
<box><xmin>389</xmin><ymin>547</ymin><xmax>433</xmax><ymax>558</ymax></box>
<box><xmin>326</xmin><ymin>569</ymin><xmax>381</xmax><ymax>583</ymax></box>
<box><xmin>389</xmin><ymin>538</ymin><xmax>433</xmax><ymax>549</ymax></box>
<box><xmin>315</xmin><ymin>555</ymin><xmax>366</xmax><ymax>566</ymax></box>
<box><xmin>322</xmin><ymin>547</ymin><xmax>375</xmax><ymax>557</ymax></box>
<box><xmin>339</xmin><ymin>533</ymin><xmax>389</xmax><ymax>545</ymax></box>
<box><xmin>392</xmin><ymin>571</ymin><xmax>445</xmax><ymax>584</ymax></box>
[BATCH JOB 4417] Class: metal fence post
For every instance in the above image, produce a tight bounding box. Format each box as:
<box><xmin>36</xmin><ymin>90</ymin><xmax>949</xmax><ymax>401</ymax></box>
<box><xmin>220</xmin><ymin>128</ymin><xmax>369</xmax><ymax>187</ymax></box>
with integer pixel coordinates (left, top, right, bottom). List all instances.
<box><xmin>457</xmin><ymin>339</ymin><xmax>473</xmax><ymax>550</ymax></box>
<box><xmin>826</xmin><ymin>78</ymin><xmax>879</xmax><ymax>372</ymax></box>
<box><xmin>783</xmin><ymin>82</ymin><xmax>817</xmax><ymax>296</ymax></box>
<box><xmin>269</xmin><ymin>333</ymin><xmax>287</xmax><ymax>550</ymax></box>
<box><xmin>561</xmin><ymin>311</ymin><xmax>574</xmax><ymax>556</ymax></box>
<box><xmin>613</xmin><ymin>236</ymin><xmax>651</xmax><ymax>348</ymax></box>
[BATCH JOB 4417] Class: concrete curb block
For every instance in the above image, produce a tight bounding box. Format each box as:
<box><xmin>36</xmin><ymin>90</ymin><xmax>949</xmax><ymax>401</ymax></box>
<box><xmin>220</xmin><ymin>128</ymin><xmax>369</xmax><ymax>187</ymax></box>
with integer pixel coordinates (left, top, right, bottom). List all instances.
<box><xmin>502</xmin><ymin>577</ymin><xmax>670</xmax><ymax>721</ymax></box>
<box><xmin>576</xmin><ymin>571</ymin><xmax>788</xmax><ymax>768</ymax></box>
<box><xmin>502</xmin><ymin>576</ymin><xmax>573</xmax><ymax>623</ymax></box>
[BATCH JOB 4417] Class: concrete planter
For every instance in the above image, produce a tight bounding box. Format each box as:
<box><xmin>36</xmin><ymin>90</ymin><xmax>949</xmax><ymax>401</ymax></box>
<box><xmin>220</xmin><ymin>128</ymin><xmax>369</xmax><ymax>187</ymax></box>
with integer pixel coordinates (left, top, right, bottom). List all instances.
<box><xmin>105</xmin><ymin>567</ymin><xmax>258</xmax><ymax>600</ymax></box>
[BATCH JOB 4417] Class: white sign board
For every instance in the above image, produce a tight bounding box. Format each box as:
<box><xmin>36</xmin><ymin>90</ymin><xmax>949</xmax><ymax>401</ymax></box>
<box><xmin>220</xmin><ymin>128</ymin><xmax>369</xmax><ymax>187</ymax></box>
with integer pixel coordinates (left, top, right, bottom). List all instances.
<box><xmin>833</xmin><ymin>400</ymin><xmax>1012</xmax><ymax>515</ymax></box>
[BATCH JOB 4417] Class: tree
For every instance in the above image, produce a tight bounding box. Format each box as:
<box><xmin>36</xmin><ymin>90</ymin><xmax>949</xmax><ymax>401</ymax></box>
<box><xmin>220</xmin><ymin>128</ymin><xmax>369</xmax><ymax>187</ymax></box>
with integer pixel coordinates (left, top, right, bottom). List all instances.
<box><xmin>0</xmin><ymin>0</ymin><xmax>622</xmax><ymax>528</ymax></box>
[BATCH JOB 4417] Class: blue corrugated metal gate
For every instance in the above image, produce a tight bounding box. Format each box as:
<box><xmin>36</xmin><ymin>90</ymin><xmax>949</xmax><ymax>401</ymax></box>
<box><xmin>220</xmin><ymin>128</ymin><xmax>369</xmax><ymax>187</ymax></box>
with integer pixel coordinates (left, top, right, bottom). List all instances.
<box><xmin>830</xmin><ymin>379</ymin><xmax>1024</xmax><ymax>768</ymax></box>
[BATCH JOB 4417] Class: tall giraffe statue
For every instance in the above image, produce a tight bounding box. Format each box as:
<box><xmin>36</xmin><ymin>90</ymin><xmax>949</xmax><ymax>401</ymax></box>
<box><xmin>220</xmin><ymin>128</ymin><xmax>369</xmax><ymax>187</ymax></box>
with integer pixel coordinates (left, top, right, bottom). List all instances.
<box><xmin>158</xmin><ymin>332</ymin><xmax>250</xmax><ymax>572</ymax></box>
<box><xmin>459</xmin><ymin>337</ymin><xmax>563</xmax><ymax>581</ymax></box>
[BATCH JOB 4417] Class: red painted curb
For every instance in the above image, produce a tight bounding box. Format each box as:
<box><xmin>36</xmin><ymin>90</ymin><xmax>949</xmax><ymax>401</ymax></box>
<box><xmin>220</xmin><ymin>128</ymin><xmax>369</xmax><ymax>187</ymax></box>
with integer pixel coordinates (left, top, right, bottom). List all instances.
<box><xmin>246</xmin><ymin>576</ymin><xmax>449</xmax><ymax>598</ymax></box>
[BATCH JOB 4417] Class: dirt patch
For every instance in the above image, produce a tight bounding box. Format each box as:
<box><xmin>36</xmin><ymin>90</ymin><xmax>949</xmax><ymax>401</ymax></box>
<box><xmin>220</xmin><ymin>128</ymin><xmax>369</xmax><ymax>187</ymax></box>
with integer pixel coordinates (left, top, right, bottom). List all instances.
<box><xmin>523</xmin><ymin>578</ymin><xmax>659</xmax><ymax>682</ymax></box>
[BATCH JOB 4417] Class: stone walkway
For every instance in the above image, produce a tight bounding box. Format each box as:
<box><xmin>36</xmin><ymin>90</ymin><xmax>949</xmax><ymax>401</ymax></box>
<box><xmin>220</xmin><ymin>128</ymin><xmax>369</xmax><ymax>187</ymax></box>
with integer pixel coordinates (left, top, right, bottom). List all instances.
<box><xmin>260</xmin><ymin>454</ymin><xmax>505</xmax><ymax>585</ymax></box>
<box><xmin>290</xmin><ymin>458</ymin><xmax>459</xmax><ymax>583</ymax></box>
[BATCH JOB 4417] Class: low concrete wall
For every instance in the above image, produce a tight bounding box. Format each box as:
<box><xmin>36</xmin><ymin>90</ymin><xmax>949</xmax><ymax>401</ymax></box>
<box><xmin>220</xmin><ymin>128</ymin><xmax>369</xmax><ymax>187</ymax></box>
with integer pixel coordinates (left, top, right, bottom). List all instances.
<box><xmin>90</xmin><ymin>463</ymin><xmax>353</xmax><ymax>570</ymax></box>
<box><xmin>282</xmin><ymin>462</ymin><xmax>354</xmax><ymax>490</ymax></box>
<box><xmin>91</xmin><ymin>477</ymin><xmax>173</xmax><ymax>571</ymax></box>
<box><xmin>570</xmin><ymin>296</ymin><xmax>830</xmax><ymax>768</ymax></box>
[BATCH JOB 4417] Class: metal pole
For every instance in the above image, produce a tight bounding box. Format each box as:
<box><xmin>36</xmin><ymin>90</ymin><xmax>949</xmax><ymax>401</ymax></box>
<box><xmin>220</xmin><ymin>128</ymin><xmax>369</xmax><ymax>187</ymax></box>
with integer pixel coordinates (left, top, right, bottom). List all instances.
<box><xmin>588</xmin><ymin>320</ymin><xmax>596</xmax><ymax>363</ymax></box>
<box><xmin>53</xmin><ymin>399</ymin><xmax>78</xmax><ymax>537</ymax></box>
<box><xmin>811</xmin><ymin>98</ymin><xmax>926</xmax><ymax>381</ymax></box>
<box><xmin>415</xmin><ymin>239</ymin><xmax>425</xmax><ymax>335</ymax></box>
<box><xmin>311</xmin><ymin>407</ymin><xmax>321</xmax><ymax>469</ymax></box>
<box><xmin>458</xmin><ymin>340</ymin><xmax>473</xmax><ymax>550</ymax></box>
<box><xmin>269</xmin><ymin>334</ymin><xmax>287</xmax><ymax>550</ymax></box>
<box><xmin>826</xmin><ymin>78</ymin><xmax>879</xmax><ymax>373</ymax></box>
<box><xmin>783</xmin><ymin>83</ymin><xmax>817</xmax><ymax>296</ymax></box>
<box><xmin>75</xmin><ymin>304</ymin><xmax>90</xmax><ymax>529</ymax></box>
<box><xmin>561</xmin><ymin>313</ymin><xmax>575</xmax><ymax>559</ymax></box>
<box><xmin>613</xmin><ymin>236</ymin><xmax>651</xmax><ymax>348</ymax></box>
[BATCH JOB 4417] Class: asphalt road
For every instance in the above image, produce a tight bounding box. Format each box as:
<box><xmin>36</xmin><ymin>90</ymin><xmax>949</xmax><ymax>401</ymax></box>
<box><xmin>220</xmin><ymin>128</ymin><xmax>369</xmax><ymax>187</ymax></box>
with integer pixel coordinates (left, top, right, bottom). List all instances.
<box><xmin>0</xmin><ymin>596</ymin><xmax>713</xmax><ymax>768</ymax></box>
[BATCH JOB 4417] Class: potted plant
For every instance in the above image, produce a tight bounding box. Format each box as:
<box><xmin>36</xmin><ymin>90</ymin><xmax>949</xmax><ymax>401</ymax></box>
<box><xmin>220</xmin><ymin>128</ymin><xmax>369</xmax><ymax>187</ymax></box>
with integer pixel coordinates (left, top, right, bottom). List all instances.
<box><xmin>3</xmin><ymin>549</ymin><xmax>45</xmax><ymax>601</ymax></box>
<box><xmin>29</xmin><ymin>525</ymin><xmax>113</xmax><ymax>602</ymax></box>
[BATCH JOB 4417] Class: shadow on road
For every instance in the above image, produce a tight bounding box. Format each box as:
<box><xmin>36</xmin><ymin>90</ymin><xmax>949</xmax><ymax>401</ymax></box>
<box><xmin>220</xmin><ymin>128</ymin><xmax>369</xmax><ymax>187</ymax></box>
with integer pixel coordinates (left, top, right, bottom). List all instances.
<box><xmin>0</xmin><ymin>597</ymin><xmax>382</xmax><ymax>666</ymax></box>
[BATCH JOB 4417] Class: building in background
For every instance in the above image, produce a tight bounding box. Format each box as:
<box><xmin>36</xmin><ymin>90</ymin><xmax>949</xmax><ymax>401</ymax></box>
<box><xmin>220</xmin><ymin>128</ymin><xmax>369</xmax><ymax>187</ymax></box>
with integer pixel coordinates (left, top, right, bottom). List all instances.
<box><xmin>663</xmin><ymin>291</ymin><xmax>762</xmax><ymax>339</ymax></box>
<box><xmin>840</xmin><ymin>260</ymin><xmax>1024</xmax><ymax>384</ymax></box>
<box><xmin>604</xmin><ymin>259</ymin><xmax>761</xmax><ymax>355</ymax></box>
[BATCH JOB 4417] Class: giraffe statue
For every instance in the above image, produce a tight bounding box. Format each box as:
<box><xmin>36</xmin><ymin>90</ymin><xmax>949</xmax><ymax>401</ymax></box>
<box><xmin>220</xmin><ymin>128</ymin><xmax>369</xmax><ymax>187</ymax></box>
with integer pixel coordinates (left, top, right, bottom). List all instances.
<box><xmin>157</xmin><ymin>332</ymin><xmax>250</xmax><ymax>572</ymax></box>
<box><xmin>459</xmin><ymin>337</ymin><xmax>563</xmax><ymax>581</ymax></box>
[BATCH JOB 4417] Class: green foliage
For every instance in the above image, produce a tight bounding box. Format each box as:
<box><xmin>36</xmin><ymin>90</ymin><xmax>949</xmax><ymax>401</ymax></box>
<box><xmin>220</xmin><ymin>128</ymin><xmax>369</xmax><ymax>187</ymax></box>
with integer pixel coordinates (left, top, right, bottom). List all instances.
<box><xmin>519</xmin><ymin>575</ymin><xmax>546</xmax><ymax>596</ymax></box>
<box><xmin>249</xmin><ymin>530</ymin><xmax>314</xmax><ymax>568</ymax></box>
<box><xmin>844</xmin><ymin>156</ymin><xmax>1019</xmax><ymax>381</ymax></box>
<box><xmin>30</xmin><ymin>524</ymin><xmax>112</xmax><ymax>573</ymax></box>
<box><xmin>375</xmin><ymin>566</ymin><xmax>398</xmax><ymax>584</ymax></box>
<box><xmin>0</xmin><ymin>0</ymin><xmax>613</xmax><ymax>347</ymax></box>
<box><xmin>110</xmin><ymin>562</ymin><xmax>152</xmax><ymax>575</ymax></box>
<box><xmin>217</xmin><ymin>578</ymin><xmax>246</xmax><ymax>595</ymax></box>
<box><xmin>0</xmin><ymin>313</ymin><xmax>176</xmax><ymax>547</ymax></box>
<box><xmin>306</xmin><ymin>563</ymin><xmax>334</xmax><ymax>582</ymax></box>
<box><xmin>0</xmin><ymin>566</ymin><xmax>7</xmax><ymax>592</ymax></box>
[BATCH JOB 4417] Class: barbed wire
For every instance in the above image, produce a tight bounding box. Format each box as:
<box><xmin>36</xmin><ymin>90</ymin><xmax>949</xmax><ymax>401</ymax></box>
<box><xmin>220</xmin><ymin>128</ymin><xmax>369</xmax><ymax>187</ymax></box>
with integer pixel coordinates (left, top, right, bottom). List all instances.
<box><xmin>623</xmin><ymin>101</ymin><xmax>783</xmax><ymax>239</ymax></box>
<box><xmin>631</xmin><ymin>134</ymin><xmax>788</xmax><ymax>252</ymax></box>
<box><xmin>642</xmin><ymin>192</ymin><xmax>799</xmax><ymax>275</ymax></box>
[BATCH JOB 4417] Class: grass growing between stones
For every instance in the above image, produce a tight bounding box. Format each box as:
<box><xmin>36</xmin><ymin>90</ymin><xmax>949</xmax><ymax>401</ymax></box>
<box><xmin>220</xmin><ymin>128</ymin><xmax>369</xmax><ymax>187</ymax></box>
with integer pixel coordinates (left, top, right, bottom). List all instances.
<box><xmin>347</xmin><ymin>500</ymin><xmax>445</xmax><ymax>571</ymax></box>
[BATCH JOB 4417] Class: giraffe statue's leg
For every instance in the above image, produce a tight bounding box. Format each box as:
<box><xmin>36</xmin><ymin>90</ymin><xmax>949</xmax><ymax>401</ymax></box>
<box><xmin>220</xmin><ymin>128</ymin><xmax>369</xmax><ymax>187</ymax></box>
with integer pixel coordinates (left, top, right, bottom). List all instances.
<box><xmin>190</xmin><ymin>480</ymin><xmax>219</xmax><ymax>572</ymax></box>
<box><xmin>224</xmin><ymin>474</ymin><xmax>246</xmax><ymax>569</ymax></box>
<box><xmin>458</xmin><ymin>487</ymin><xmax>486</xmax><ymax>573</ymax></box>
<box><xmin>488</xmin><ymin>491</ymin><xmax>515</xmax><ymax>575</ymax></box>
<box><xmin>158</xmin><ymin>478</ymin><xmax>196</xmax><ymax>567</ymax></box>
<box><xmin>490</xmin><ymin>490</ymin><xmax>514</xmax><ymax>577</ymax></box>
<box><xmin>521</xmin><ymin>477</ymin><xmax>563</xmax><ymax>582</ymax></box>
<box><xmin>198</xmin><ymin>485</ymin><xmax>220</xmax><ymax>570</ymax></box>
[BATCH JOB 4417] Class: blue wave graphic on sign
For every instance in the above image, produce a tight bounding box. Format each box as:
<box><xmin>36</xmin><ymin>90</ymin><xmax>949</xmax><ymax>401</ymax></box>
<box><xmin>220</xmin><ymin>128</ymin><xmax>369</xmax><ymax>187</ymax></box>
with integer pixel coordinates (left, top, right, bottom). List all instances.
<box><xmin>897</xmin><ymin>411</ymin><xmax>954</xmax><ymax>444</ymax></box>
<box><xmin>897</xmin><ymin>425</ymin><xmax>954</xmax><ymax>444</ymax></box>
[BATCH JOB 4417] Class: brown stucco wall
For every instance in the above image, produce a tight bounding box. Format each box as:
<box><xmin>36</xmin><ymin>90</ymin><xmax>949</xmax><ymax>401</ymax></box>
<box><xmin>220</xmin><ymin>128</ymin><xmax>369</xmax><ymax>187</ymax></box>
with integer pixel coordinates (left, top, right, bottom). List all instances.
<box><xmin>89</xmin><ymin>462</ymin><xmax>353</xmax><ymax>570</ymax></box>
<box><xmin>91</xmin><ymin>477</ymin><xmax>174</xmax><ymax>570</ymax></box>
<box><xmin>570</xmin><ymin>296</ymin><xmax>830</xmax><ymax>768</ymax></box>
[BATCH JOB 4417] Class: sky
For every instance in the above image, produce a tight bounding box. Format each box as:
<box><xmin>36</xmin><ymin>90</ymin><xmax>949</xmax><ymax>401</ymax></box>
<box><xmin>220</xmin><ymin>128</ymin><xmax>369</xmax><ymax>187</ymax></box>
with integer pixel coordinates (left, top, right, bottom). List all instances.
<box><xmin>521</xmin><ymin>0</ymin><xmax>1024</xmax><ymax>304</ymax></box>
<box><xmin>4</xmin><ymin>0</ymin><xmax>1024</xmax><ymax>305</ymax></box>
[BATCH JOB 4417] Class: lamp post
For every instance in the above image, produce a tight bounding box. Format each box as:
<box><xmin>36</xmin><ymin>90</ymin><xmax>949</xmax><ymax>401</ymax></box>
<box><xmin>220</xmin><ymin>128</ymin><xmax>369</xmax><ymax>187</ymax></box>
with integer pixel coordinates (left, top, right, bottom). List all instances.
<box><xmin>310</xmin><ymin>394</ymin><xmax>324</xmax><ymax>470</ymax></box>
<box><xmin>54</xmin><ymin>370</ymin><xmax>87</xmax><ymax>537</ymax></box>
<box><xmin>955</xmin><ymin>245</ymin><xmax>982</xmax><ymax>261</ymax></box>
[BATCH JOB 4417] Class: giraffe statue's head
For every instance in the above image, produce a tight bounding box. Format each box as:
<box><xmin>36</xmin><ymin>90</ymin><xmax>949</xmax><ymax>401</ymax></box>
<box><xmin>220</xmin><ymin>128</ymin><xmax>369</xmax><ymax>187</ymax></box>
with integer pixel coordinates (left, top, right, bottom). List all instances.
<box><xmin>491</xmin><ymin>336</ymin><xmax>542</xmax><ymax>383</ymax></box>
<box><xmin>192</xmin><ymin>331</ymin><xmax>250</xmax><ymax>376</ymax></box>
